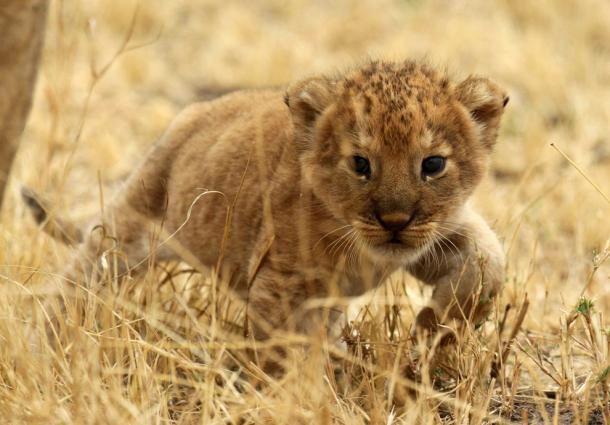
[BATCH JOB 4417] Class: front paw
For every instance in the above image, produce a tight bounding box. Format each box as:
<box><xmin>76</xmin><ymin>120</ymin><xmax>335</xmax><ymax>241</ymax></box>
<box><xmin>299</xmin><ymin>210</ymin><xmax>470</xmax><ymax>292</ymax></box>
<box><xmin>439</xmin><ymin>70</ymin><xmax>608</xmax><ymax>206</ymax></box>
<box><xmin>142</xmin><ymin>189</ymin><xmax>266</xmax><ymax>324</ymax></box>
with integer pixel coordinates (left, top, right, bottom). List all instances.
<box><xmin>412</xmin><ymin>307</ymin><xmax>457</xmax><ymax>346</ymax></box>
<box><xmin>413</xmin><ymin>306</ymin><xmax>438</xmax><ymax>335</ymax></box>
<box><xmin>413</xmin><ymin>307</ymin><xmax>438</xmax><ymax>332</ymax></box>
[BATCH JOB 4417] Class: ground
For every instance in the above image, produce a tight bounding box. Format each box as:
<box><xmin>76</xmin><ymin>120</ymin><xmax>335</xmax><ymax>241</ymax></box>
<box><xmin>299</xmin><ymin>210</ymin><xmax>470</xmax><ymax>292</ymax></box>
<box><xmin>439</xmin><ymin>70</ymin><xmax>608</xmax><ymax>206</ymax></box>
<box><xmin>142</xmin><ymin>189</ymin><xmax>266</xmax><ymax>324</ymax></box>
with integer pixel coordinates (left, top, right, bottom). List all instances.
<box><xmin>1</xmin><ymin>0</ymin><xmax>609</xmax><ymax>423</ymax></box>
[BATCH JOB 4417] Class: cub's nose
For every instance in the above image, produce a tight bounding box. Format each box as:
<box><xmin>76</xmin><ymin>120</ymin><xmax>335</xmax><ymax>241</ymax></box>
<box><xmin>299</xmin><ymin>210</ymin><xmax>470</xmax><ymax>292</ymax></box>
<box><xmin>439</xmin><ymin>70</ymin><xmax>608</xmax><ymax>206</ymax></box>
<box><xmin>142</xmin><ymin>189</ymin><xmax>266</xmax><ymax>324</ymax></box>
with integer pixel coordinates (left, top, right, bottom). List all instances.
<box><xmin>376</xmin><ymin>211</ymin><xmax>413</xmax><ymax>232</ymax></box>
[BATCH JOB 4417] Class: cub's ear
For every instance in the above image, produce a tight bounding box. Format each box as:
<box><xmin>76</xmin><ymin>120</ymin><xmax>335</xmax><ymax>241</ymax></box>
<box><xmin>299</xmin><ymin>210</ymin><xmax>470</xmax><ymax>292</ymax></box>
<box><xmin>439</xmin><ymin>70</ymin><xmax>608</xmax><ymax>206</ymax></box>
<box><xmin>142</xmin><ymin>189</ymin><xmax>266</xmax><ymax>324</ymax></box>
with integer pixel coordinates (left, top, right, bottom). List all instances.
<box><xmin>284</xmin><ymin>77</ymin><xmax>336</xmax><ymax>150</ymax></box>
<box><xmin>456</xmin><ymin>77</ymin><xmax>509</xmax><ymax>150</ymax></box>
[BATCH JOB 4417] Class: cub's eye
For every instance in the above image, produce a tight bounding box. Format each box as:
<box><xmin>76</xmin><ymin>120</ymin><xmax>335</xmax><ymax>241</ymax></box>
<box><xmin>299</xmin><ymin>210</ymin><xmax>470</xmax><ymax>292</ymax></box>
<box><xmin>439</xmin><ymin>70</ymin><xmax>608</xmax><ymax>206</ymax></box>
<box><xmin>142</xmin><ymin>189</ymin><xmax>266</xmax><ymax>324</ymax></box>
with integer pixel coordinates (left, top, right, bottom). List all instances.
<box><xmin>421</xmin><ymin>156</ymin><xmax>446</xmax><ymax>178</ymax></box>
<box><xmin>353</xmin><ymin>156</ymin><xmax>371</xmax><ymax>177</ymax></box>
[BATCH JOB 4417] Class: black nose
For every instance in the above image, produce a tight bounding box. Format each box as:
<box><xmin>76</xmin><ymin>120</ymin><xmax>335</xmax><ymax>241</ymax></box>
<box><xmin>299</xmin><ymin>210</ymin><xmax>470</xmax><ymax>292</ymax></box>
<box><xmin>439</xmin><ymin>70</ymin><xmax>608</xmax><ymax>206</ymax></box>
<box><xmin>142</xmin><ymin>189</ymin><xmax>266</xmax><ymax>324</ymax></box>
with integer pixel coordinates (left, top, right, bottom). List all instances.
<box><xmin>376</xmin><ymin>211</ymin><xmax>413</xmax><ymax>232</ymax></box>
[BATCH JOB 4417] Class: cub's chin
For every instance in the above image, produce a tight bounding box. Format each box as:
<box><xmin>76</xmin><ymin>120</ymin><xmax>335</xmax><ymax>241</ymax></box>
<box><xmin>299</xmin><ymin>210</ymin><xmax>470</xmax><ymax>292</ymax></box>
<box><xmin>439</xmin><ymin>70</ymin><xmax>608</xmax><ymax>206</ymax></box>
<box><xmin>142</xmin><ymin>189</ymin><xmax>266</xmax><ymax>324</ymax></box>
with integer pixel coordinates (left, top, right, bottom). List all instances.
<box><xmin>363</xmin><ymin>237</ymin><xmax>433</xmax><ymax>265</ymax></box>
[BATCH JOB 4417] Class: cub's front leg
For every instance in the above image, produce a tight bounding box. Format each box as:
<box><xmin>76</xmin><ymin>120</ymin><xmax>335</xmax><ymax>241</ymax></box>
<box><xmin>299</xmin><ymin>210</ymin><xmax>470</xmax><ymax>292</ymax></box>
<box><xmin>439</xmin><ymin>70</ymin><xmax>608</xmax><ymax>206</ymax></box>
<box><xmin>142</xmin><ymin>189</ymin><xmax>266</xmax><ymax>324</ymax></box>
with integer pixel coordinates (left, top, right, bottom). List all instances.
<box><xmin>247</xmin><ymin>267</ymin><xmax>336</xmax><ymax>339</ymax></box>
<box><xmin>246</xmin><ymin>266</ymin><xmax>343</xmax><ymax>372</ymax></box>
<box><xmin>408</xmin><ymin>206</ymin><xmax>504</xmax><ymax>331</ymax></box>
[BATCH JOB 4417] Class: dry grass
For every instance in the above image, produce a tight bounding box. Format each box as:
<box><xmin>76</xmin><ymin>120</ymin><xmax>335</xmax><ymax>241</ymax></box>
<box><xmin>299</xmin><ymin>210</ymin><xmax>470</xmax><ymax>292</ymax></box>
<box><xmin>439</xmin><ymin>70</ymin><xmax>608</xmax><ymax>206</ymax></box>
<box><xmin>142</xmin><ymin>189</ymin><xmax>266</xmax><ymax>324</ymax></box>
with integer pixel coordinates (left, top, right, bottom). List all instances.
<box><xmin>1</xmin><ymin>0</ymin><xmax>610</xmax><ymax>423</ymax></box>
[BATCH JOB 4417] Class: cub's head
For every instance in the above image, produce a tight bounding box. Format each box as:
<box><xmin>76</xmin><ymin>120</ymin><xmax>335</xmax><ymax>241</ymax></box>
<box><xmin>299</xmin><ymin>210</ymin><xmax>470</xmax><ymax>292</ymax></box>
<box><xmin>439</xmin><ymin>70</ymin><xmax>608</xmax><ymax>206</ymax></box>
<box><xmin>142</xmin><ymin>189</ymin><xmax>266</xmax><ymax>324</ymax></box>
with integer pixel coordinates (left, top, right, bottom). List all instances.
<box><xmin>285</xmin><ymin>60</ymin><xmax>508</xmax><ymax>263</ymax></box>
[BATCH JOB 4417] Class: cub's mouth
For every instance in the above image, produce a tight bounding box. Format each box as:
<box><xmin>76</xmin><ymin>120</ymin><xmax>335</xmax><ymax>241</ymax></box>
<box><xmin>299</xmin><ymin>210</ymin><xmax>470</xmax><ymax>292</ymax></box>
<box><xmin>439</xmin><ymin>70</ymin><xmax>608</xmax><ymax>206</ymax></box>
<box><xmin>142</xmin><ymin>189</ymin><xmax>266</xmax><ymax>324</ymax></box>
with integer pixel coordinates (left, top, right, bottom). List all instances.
<box><xmin>350</xmin><ymin>217</ymin><xmax>442</xmax><ymax>263</ymax></box>
<box><xmin>360</xmin><ymin>230</ymin><xmax>433</xmax><ymax>263</ymax></box>
<box><xmin>386</xmin><ymin>235</ymin><xmax>403</xmax><ymax>245</ymax></box>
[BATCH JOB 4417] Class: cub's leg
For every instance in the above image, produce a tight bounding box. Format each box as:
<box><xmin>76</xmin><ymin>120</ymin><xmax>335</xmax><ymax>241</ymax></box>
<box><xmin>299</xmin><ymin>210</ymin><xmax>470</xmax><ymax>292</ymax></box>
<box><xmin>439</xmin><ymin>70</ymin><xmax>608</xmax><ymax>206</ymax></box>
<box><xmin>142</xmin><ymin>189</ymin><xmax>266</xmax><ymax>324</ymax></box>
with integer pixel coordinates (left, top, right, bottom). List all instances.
<box><xmin>67</xmin><ymin>198</ymin><xmax>174</xmax><ymax>287</ymax></box>
<box><xmin>408</xmin><ymin>206</ymin><xmax>504</xmax><ymax>331</ymax></box>
<box><xmin>25</xmin><ymin>133</ymin><xmax>179</xmax><ymax>286</ymax></box>
<box><xmin>24</xmin><ymin>176</ymin><xmax>176</xmax><ymax>339</ymax></box>
<box><xmin>52</xmin><ymin>199</ymin><xmax>175</xmax><ymax>326</ymax></box>
<box><xmin>246</xmin><ymin>266</ymin><xmax>339</xmax><ymax>372</ymax></box>
<box><xmin>24</xmin><ymin>194</ymin><xmax>174</xmax><ymax>346</ymax></box>
<box><xmin>24</xmin><ymin>188</ymin><xmax>175</xmax><ymax>288</ymax></box>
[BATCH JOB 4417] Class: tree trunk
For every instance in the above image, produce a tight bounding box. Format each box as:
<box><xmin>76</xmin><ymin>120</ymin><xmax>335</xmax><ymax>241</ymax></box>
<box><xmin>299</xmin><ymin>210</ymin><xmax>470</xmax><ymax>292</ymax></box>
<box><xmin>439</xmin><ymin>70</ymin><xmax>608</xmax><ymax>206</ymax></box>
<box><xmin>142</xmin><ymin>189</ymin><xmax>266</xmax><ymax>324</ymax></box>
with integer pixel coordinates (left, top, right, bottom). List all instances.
<box><xmin>0</xmin><ymin>0</ymin><xmax>48</xmax><ymax>209</ymax></box>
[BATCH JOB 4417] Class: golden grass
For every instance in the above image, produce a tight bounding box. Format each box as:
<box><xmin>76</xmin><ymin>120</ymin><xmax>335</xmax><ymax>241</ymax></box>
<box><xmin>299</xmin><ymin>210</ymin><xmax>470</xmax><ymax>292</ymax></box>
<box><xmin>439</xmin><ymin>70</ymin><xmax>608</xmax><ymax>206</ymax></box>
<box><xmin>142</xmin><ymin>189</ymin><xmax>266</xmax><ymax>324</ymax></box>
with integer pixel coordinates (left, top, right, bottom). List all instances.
<box><xmin>1</xmin><ymin>0</ymin><xmax>610</xmax><ymax>423</ymax></box>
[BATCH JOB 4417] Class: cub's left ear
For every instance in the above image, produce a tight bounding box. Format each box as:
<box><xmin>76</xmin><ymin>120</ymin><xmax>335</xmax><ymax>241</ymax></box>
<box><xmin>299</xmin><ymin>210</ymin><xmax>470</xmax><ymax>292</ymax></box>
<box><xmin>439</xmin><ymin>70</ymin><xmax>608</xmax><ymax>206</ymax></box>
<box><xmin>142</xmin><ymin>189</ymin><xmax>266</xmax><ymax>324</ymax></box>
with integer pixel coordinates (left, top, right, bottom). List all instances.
<box><xmin>284</xmin><ymin>77</ymin><xmax>336</xmax><ymax>152</ymax></box>
<box><xmin>456</xmin><ymin>77</ymin><xmax>509</xmax><ymax>150</ymax></box>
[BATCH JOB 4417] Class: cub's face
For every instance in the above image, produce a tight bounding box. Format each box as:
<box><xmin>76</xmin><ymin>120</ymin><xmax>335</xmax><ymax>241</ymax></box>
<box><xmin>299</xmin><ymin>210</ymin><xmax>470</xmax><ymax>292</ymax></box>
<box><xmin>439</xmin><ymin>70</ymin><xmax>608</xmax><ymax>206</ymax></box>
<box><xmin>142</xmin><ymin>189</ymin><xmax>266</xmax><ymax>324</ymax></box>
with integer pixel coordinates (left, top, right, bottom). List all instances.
<box><xmin>287</xmin><ymin>61</ymin><xmax>508</xmax><ymax>263</ymax></box>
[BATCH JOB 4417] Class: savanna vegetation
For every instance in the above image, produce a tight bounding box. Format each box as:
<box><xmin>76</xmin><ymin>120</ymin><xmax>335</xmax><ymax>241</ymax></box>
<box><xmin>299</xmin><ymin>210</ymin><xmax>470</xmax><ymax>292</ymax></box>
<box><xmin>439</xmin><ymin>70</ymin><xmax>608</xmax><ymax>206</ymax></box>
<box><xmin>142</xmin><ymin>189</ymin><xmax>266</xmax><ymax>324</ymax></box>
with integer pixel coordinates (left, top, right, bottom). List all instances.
<box><xmin>1</xmin><ymin>1</ymin><xmax>609</xmax><ymax>423</ymax></box>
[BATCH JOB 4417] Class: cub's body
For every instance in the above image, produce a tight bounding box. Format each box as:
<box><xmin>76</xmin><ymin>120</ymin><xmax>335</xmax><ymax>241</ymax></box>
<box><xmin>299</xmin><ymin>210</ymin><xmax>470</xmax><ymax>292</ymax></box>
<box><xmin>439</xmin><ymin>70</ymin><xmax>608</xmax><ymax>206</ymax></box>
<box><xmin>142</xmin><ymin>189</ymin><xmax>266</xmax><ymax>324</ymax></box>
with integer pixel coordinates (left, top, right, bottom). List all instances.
<box><xmin>119</xmin><ymin>90</ymin><xmax>390</xmax><ymax>296</ymax></box>
<box><xmin>34</xmin><ymin>61</ymin><xmax>508</xmax><ymax>342</ymax></box>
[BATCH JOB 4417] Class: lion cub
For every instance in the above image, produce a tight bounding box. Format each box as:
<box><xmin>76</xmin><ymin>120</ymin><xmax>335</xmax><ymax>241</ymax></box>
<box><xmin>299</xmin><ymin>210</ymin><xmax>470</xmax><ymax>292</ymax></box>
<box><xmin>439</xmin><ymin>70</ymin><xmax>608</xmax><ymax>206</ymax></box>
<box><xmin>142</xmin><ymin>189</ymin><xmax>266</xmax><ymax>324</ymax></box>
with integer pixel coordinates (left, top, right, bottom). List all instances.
<box><xmin>30</xmin><ymin>60</ymin><xmax>508</xmax><ymax>342</ymax></box>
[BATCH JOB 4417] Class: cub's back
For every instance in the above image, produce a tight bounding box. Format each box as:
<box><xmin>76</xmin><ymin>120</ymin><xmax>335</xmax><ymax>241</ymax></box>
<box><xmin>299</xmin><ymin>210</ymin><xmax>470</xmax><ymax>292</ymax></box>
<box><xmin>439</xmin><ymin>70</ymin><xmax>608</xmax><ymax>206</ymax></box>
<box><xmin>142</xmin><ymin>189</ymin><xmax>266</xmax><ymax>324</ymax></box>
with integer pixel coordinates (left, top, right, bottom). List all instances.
<box><xmin>158</xmin><ymin>89</ymin><xmax>294</xmax><ymax>275</ymax></box>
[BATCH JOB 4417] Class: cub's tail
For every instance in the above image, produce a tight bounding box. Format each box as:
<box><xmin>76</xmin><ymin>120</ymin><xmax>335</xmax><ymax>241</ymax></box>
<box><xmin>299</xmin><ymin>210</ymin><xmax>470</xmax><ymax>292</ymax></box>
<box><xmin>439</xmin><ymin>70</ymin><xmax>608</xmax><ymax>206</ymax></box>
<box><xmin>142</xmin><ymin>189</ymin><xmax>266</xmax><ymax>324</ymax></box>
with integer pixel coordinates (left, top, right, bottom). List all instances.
<box><xmin>21</xmin><ymin>187</ymin><xmax>83</xmax><ymax>245</ymax></box>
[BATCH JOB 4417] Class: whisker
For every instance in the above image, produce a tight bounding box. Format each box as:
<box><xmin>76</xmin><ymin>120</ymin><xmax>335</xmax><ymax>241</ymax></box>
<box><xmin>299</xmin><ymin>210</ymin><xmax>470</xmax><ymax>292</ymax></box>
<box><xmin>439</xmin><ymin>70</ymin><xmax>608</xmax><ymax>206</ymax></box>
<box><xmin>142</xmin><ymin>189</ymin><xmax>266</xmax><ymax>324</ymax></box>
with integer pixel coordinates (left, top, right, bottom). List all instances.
<box><xmin>346</xmin><ymin>232</ymin><xmax>360</xmax><ymax>270</ymax></box>
<box><xmin>434</xmin><ymin>224</ymin><xmax>475</xmax><ymax>243</ymax></box>
<box><xmin>337</xmin><ymin>229</ymin><xmax>357</xmax><ymax>260</ymax></box>
<box><xmin>328</xmin><ymin>229</ymin><xmax>355</xmax><ymax>259</ymax></box>
<box><xmin>436</xmin><ymin>230</ymin><xmax>463</xmax><ymax>262</ymax></box>
<box><xmin>313</xmin><ymin>224</ymin><xmax>353</xmax><ymax>250</ymax></box>
<box><xmin>431</xmin><ymin>229</ymin><xmax>453</xmax><ymax>267</ymax></box>
<box><xmin>325</xmin><ymin>229</ymin><xmax>353</xmax><ymax>257</ymax></box>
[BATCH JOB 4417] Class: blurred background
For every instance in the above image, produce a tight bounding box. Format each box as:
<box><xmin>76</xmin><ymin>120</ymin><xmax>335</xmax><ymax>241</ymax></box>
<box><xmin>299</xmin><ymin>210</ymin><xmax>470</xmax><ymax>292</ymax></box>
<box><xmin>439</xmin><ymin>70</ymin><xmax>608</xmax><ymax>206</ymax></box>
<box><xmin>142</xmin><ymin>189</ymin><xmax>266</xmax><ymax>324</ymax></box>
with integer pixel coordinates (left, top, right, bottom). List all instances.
<box><xmin>1</xmin><ymin>0</ymin><xmax>609</xmax><ymax>422</ymax></box>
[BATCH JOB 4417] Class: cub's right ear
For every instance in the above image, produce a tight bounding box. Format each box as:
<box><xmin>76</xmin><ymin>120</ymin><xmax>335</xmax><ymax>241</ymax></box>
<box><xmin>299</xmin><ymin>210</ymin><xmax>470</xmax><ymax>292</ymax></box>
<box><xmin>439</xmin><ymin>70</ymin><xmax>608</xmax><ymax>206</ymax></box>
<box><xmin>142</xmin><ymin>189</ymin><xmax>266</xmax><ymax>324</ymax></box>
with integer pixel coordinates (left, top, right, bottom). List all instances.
<box><xmin>284</xmin><ymin>77</ymin><xmax>335</xmax><ymax>150</ymax></box>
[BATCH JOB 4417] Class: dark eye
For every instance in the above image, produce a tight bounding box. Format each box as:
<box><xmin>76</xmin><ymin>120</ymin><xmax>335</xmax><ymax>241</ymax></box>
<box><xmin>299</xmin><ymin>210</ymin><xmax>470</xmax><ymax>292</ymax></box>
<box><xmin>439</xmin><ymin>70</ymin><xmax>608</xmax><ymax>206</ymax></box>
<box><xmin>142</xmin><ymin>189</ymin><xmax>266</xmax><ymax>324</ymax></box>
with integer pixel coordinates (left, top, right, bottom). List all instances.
<box><xmin>353</xmin><ymin>156</ymin><xmax>371</xmax><ymax>177</ymax></box>
<box><xmin>421</xmin><ymin>156</ymin><xmax>446</xmax><ymax>177</ymax></box>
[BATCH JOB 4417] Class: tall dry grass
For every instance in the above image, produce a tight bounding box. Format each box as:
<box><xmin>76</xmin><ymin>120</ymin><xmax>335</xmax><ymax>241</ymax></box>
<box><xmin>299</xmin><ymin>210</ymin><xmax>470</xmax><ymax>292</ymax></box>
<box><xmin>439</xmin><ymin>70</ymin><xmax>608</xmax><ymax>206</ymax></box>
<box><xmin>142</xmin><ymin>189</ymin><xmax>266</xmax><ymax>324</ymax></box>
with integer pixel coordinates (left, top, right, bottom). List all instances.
<box><xmin>1</xmin><ymin>0</ymin><xmax>609</xmax><ymax>423</ymax></box>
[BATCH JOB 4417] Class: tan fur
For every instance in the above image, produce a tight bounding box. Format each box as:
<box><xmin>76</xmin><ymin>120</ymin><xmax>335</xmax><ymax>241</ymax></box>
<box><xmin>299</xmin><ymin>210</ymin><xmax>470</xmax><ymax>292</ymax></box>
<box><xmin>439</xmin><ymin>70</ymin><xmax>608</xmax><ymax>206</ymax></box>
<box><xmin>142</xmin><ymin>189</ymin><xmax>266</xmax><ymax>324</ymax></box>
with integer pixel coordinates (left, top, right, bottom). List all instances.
<box><xmin>32</xmin><ymin>60</ymin><xmax>508</xmax><ymax>346</ymax></box>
